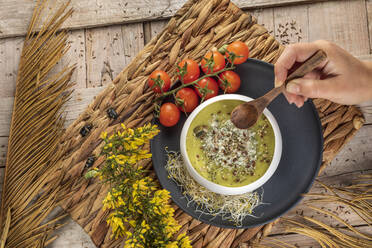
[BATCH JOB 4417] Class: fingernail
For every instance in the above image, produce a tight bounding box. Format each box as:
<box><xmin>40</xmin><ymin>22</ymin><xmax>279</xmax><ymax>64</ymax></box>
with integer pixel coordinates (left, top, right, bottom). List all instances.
<box><xmin>286</xmin><ymin>82</ymin><xmax>300</xmax><ymax>94</ymax></box>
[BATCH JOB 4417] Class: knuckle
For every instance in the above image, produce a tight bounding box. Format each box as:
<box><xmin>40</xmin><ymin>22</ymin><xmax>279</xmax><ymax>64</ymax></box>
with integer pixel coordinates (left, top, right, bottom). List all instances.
<box><xmin>314</xmin><ymin>40</ymin><xmax>334</xmax><ymax>50</ymax></box>
<box><xmin>285</xmin><ymin>44</ymin><xmax>298</xmax><ymax>55</ymax></box>
<box><xmin>299</xmin><ymin>79</ymin><xmax>316</xmax><ymax>97</ymax></box>
<box><xmin>308</xmin><ymin>80</ymin><xmax>320</xmax><ymax>98</ymax></box>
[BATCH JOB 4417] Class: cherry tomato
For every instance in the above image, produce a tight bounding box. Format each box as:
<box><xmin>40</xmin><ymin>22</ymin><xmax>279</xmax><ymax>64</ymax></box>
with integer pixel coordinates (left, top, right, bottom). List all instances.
<box><xmin>175</xmin><ymin>88</ymin><xmax>199</xmax><ymax>113</ymax></box>
<box><xmin>195</xmin><ymin>77</ymin><xmax>219</xmax><ymax>100</ymax></box>
<box><xmin>159</xmin><ymin>103</ymin><xmax>180</xmax><ymax>127</ymax></box>
<box><xmin>177</xmin><ymin>59</ymin><xmax>200</xmax><ymax>84</ymax></box>
<box><xmin>148</xmin><ymin>70</ymin><xmax>171</xmax><ymax>93</ymax></box>
<box><xmin>226</xmin><ymin>41</ymin><xmax>249</xmax><ymax>65</ymax></box>
<box><xmin>201</xmin><ymin>51</ymin><xmax>226</xmax><ymax>74</ymax></box>
<box><xmin>218</xmin><ymin>71</ymin><xmax>241</xmax><ymax>93</ymax></box>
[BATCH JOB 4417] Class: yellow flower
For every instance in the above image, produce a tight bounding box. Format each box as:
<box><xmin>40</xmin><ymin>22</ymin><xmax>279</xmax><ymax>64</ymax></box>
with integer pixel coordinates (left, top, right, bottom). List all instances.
<box><xmin>94</xmin><ymin>123</ymin><xmax>193</xmax><ymax>245</ymax></box>
<box><xmin>107</xmin><ymin>214</ymin><xmax>126</xmax><ymax>238</ymax></box>
<box><xmin>138</xmin><ymin>179</ymin><xmax>148</xmax><ymax>191</ymax></box>
<box><xmin>129</xmin><ymin>220</ymin><xmax>136</xmax><ymax>227</ymax></box>
<box><xmin>128</xmin><ymin>155</ymin><xmax>138</xmax><ymax>164</ymax></box>
<box><xmin>165</xmin><ymin>241</ymin><xmax>178</xmax><ymax>248</ymax></box>
<box><xmin>103</xmin><ymin>192</ymin><xmax>115</xmax><ymax>210</ymax></box>
<box><xmin>115</xmin><ymin>157</ymin><xmax>125</xmax><ymax>165</ymax></box>
<box><xmin>124</xmin><ymin>142</ymin><xmax>132</xmax><ymax>150</ymax></box>
<box><xmin>128</xmin><ymin>128</ymin><xmax>134</xmax><ymax>136</ymax></box>
<box><xmin>116</xmin><ymin>196</ymin><xmax>125</xmax><ymax>207</ymax></box>
<box><xmin>178</xmin><ymin>234</ymin><xmax>192</xmax><ymax>248</ymax></box>
<box><xmin>100</xmin><ymin>131</ymin><xmax>107</xmax><ymax>139</ymax></box>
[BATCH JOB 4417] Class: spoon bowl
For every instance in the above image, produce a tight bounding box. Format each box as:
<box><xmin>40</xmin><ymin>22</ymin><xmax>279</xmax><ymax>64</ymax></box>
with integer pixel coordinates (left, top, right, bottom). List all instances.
<box><xmin>231</xmin><ymin>50</ymin><xmax>327</xmax><ymax>129</ymax></box>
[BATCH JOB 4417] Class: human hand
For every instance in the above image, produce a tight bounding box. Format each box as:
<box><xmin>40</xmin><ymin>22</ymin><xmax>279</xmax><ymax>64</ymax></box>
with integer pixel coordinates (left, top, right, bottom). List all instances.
<box><xmin>274</xmin><ymin>40</ymin><xmax>372</xmax><ymax>107</ymax></box>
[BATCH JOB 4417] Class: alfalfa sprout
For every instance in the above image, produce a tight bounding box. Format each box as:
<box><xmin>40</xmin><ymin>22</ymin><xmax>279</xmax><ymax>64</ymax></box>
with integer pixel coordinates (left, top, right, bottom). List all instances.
<box><xmin>165</xmin><ymin>150</ymin><xmax>265</xmax><ymax>227</ymax></box>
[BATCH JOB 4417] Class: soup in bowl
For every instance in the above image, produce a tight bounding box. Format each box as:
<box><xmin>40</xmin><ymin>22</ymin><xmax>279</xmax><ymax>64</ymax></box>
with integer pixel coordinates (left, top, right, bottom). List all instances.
<box><xmin>180</xmin><ymin>94</ymin><xmax>282</xmax><ymax>195</ymax></box>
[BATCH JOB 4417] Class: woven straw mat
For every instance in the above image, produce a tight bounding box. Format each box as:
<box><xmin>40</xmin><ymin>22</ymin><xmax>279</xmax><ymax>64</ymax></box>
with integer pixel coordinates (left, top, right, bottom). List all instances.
<box><xmin>55</xmin><ymin>0</ymin><xmax>365</xmax><ymax>247</ymax></box>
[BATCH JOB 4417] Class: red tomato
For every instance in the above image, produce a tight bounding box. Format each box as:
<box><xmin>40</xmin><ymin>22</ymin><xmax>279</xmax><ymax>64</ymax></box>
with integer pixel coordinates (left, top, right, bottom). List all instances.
<box><xmin>177</xmin><ymin>59</ymin><xmax>200</xmax><ymax>84</ymax></box>
<box><xmin>201</xmin><ymin>51</ymin><xmax>226</xmax><ymax>74</ymax></box>
<box><xmin>226</xmin><ymin>41</ymin><xmax>249</xmax><ymax>65</ymax></box>
<box><xmin>159</xmin><ymin>103</ymin><xmax>180</xmax><ymax>127</ymax></box>
<box><xmin>148</xmin><ymin>70</ymin><xmax>171</xmax><ymax>93</ymax></box>
<box><xmin>218</xmin><ymin>71</ymin><xmax>241</xmax><ymax>93</ymax></box>
<box><xmin>195</xmin><ymin>77</ymin><xmax>219</xmax><ymax>100</ymax></box>
<box><xmin>175</xmin><ymin>88</ymin><xmax>199</xmax><ymax>113</ymax></box>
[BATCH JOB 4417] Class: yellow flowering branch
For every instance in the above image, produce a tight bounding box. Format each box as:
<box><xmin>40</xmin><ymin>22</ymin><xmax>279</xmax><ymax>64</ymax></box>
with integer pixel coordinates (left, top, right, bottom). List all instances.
<box><xmin>86</xmin><ymin>123</ymin><xmax>191</xmax><ymax>248</ymax></box>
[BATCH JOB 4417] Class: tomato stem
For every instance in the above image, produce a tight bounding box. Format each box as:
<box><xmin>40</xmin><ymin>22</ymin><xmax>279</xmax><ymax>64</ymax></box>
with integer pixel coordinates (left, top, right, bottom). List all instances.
<box><xmin>155</xmin><ymin>66</ymin><xmax>235</xmax><ymax>101</ymax></box>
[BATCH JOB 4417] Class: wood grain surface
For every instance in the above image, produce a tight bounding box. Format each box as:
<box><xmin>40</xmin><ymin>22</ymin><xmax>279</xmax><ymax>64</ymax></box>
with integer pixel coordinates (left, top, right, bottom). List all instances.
<box><xmin>0</xmin><ymin>0</ymin><xmax>333</xmax><ymax>38</ymax></box>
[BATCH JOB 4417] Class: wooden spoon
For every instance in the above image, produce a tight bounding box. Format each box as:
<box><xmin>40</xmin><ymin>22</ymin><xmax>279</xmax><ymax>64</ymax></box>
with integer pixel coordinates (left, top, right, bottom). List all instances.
<box><xmin>231</xmin><ymin>50</ymin><xmax>327</xmax><ymax>129</ymax></box>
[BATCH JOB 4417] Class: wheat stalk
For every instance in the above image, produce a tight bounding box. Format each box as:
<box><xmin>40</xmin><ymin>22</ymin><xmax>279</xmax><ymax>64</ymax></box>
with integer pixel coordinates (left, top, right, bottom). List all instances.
<box><xmin>255</xmin><ymin>173</ymin><xmax>372</xmax><ymax>248</ymax></box>
<box><xmin>0</xmin><ymin>0</ymin><xmax>74</xmax><ymax>247</ymax></box>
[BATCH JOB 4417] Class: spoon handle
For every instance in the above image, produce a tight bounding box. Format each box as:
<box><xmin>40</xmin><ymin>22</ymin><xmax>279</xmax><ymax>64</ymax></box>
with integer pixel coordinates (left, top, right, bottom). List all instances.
<box><xmin>286</xmin><ymin>49</ymin><xmax>327</xmax><ymax>82</ymax></box>
<box><xmin>257</xmin><ymin>49</ymin><xmax>327</xmax><ymax>105</ymax></box>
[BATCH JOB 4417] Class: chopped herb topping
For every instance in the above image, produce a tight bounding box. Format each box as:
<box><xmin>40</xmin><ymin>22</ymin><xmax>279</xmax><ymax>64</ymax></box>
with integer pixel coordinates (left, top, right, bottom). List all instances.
<box><xmin>195</xmin><ymin>115</ymin><xmax>258</xmax><ymax>182</ymax></box>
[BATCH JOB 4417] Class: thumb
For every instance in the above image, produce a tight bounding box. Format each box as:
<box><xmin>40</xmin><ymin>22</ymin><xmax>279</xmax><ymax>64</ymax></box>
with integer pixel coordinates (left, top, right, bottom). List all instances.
<box><xmin>286</xmin><ymin>78</ymin><xmax>333</xmax><ymax>99</ymax></box>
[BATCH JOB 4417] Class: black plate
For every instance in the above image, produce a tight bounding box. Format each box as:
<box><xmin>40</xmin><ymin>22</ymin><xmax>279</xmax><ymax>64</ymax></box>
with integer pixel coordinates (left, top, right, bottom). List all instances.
<box><xmin>151</xmin><ymin>59</ymin><xmax>323</xmax><ymax>228</ymax></box>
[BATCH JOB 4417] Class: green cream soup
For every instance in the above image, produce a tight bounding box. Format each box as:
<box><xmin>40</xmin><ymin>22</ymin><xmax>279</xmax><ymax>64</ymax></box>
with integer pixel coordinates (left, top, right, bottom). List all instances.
<box><xmin>186</xmin><ymin>99</ymin><xmax>275</xmax><ymax>187</ymax></box>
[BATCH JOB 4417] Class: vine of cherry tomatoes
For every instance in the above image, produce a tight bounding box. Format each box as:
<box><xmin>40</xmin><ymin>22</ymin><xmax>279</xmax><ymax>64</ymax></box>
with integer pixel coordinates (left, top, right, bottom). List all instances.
<box><xmin>147</xmin><ymin>41</ymin><xmax>250</xmax><ymax>127</ymax></box>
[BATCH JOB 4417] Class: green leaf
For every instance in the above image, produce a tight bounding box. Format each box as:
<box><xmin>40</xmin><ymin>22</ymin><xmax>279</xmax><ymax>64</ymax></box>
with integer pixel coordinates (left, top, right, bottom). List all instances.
<box><xmin>85</xmin><ymin>170</ymin><xmax>98</xmax><ymax>179</ymax></box>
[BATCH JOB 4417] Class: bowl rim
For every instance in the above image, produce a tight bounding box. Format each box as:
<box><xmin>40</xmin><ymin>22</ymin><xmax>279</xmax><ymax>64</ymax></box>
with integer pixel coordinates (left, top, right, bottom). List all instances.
<box><xmin>180</xmin><ymin>94</ymin><xmax>282</xmax><ymax>195</ymax></box>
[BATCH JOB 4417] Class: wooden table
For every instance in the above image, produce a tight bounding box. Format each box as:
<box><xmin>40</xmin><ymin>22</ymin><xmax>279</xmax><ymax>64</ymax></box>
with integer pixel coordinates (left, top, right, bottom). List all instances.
<box><xmin>0</xmin><ymin>0</ymin><xmax>371</xmax><ymax>247</ymax></box>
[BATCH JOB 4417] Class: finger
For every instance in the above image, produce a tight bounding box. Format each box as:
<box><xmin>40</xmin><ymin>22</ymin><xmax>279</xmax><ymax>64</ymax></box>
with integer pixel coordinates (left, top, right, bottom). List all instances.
<box><xmin>282</xmin><ymin>71</ymin><xmax>320</xmax><ymax>103</ymax></box>
<box><xmin>283</xmin><ymin>91</ymin><xmax>304</xmax><ymax>105</ymax></box>
<box><xmin>274</xmin><ymin>43</ymin><xmax>328</xmax><ymax>87</ymax></box>
<box><xmin>286</xmin><ymin>77</ymin><xmax>336</xmax><ymax>99</ymax></box>
<box><xmin>284</xmin><ymin>92</ymin><xmax>296</xmax><ymax>103</ymax></box>
<box><xmin>303</xmin><ymin>70</ymin><xmax>321</xmax><ymax>80</ymax></box>
<box><xmin>294</xmin><ymin>96</ymin><xmax>306</xmax><ymax>108</ymax></box>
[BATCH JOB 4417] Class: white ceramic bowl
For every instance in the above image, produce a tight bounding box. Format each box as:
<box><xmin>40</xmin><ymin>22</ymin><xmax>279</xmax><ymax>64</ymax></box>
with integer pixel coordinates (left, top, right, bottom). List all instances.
<box><xmin>180</xmin><ymin>94</ymin><xmax>282</xmax><ymax>195</ymax></box>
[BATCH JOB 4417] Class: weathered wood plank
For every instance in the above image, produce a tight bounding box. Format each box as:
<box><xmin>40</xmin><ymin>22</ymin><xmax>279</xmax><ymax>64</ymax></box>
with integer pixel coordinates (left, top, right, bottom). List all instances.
<box><xmin>64</xmin><ymin>87</ymin><xmax>105</xmax><ymax>127</ymax></box>
<box><xmin>144</xmin><ymin>20</ymin><xmax>168</xmax><ymax>45</ymax></box>
<box><xmin>52</xmin><ymin>30</ymin><xmax>87</xmax><ymax>89</ymax></box>
<box><xmin>150</xmin><ymin>20</ymin><xmax>168</xmax><ymax>39</ymax></box>
<box><xmin>86</xmin><ymin>23</ymin><xmax>144</xmax><ymax>88</ymax></box>
<box><xmin>324</xmin><ymin>124</ymin><xmax>372</xmax><ymax>176</ymax></box>
<box><xmin>49</xmin><ymin>217</ymin><xmax>95</xmax><ymax>248</ymax></box>
<box><xmin>85</xmin><ymin>26</ymin><xmax>126</xmax><ymax>88</ymax></box>
<box><xmin>308</xmin><ymin>0</ymin><xmax>370</xmax><ymax>55</ymax></box>
<box><xmin>121</xmin><ymin>23</ymin><xmax>145</xmax><ymax>69</ymax></box>
<box><xmin>0</xmin><ymin>37</ymin><xmax>23</xmax><ymax>97</ymax></box>
<box><xmin>0</xmin><ymin>0</ymin><xmax>335</xmax><ymax>39</ymax></box>
<box><xmin>250</xmin><ymin>8</ymin><xmax>275</xmax><ymax>35</ymax></box>
<box><xmin>366</xmin><ymin>0</ymin><xmax>372</xmax><ymax>54</ymax></box>
<box><xmin>273</xmin><ymin>4</ymin><xmax>309</xmax><ymax>45</ymax></box>
<box><xmin>0</xmin><ymin>98</ymin><xmax>13</xmax><ymax>137</ymax></box>
<box><xmin>0</xmin><ymin>137</ymin><xmax>8</xmax><ymax>167</ymax></box>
